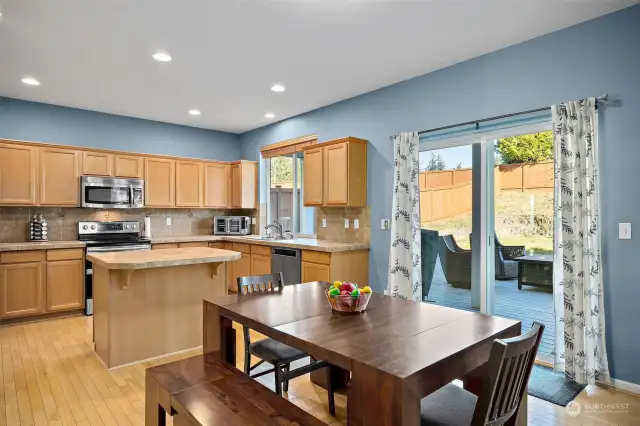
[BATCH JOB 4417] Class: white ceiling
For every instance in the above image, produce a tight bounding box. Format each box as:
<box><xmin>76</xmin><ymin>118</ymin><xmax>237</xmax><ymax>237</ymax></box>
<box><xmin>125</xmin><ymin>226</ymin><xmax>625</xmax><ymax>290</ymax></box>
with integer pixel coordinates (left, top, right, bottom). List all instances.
<box><xmin>0</xmin><ymin>0</ymin><xmax>637</xmax><ymax>134</ymax></box>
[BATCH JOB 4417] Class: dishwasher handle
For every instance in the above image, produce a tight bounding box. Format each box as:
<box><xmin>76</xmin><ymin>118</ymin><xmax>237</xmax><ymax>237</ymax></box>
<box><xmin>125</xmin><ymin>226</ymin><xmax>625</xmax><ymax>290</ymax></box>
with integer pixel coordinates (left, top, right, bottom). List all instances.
<box><xmin>272</xmin><ymin>247</ymin><xmax>299</xmax><ymax>257</ymax></box>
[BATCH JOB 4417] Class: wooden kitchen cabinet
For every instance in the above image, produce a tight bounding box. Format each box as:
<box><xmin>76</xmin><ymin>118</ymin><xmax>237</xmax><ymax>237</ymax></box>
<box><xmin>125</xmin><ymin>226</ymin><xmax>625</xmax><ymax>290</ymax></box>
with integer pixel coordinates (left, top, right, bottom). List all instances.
<box><xmin>152</xmin><ymin>243</ymin><xmax>180</xmax><ymax>250</ymax></box>
<box><xmin>301</xmin><ymin>249</ymin><xmax>369</xmax><ymax>285</ymax></box>
<box><xmin>82</xmin><ymin>151</ymin><xmax>113</xmax><ymax>176</ymax></box>
<box><xmin>114</xmin><ymin>154</ymin><xmax>144</xmax><ymax>178</ymax></box>
<box><xmin>303</xmin><ymin>147</ymin><xmax>324</xmax><ymax>206</ymax></box>
<box><xmin>204</xmin><ymin>163</ymin><xmax>229</xmax><ymax>208</ymax></box>
<box><xmin>0</xmin><ymin>142</ymin><xmax>38</xmax><ymax>205</ymax></box>
<box><xmin>179</xmin><ymin>242</ymin><xmax>209</xmax><ymax>248</ymax></box>
<box><xmin>233</xmin><ymin>253</ymin><xmax>251</xmax><ymax>289</ymax></box>
<box><xmin>39</xmin><ymin>147</ymin><xmax>82</xmax><ymax>206</ymax></box>
<box><xmin>250</xmin><ymin>244</ymin><xmax>271</xmax><ymax>276</ymax></box>
<box><xmin>145</xmin><ymin>157</ymin><xmax>175</xmax><ymax>207</ymax></box>
<box><xmin>222</xmin><ymin>242</ymin><xmax>236</xmax><ymax>293</ymax></box>
<box><xmin>302</xmin><ymin>137</ymin><xmax>367</xmax><ymax>207</ymax></box>
<box><xmin>0</xmin><ymin>260</ymin><xmax>44</xmax><ymax>318</ymax></box>
<box><xmin>175</xmin><ymin>160</ymin><xmax>203</xmax><ymax>207</ymax></box>
<box><xmin>46</xmin><ymin>259</ymin><xmax>84</xmax><ymax>312</ymax></box>
<box><xmin>230</xmin><ymin>161</ymin><xmax>257</xmax><ymax>209</ymax></box>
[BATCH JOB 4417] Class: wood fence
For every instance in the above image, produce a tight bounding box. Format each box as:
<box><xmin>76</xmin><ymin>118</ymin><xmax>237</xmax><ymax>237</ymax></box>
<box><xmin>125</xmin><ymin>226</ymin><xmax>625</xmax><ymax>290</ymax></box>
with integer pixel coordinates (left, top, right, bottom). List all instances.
<box><xmin>420</xmin><ymin>161</ymin><xmax>553</xmax><ymax>222</ymax></box>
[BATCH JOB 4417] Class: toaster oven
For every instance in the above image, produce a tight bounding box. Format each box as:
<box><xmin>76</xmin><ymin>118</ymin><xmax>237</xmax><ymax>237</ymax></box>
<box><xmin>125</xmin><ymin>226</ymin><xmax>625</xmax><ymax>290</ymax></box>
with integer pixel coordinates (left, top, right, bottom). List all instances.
<box><xmin>213</xmin><ymin>216</ymin><xmax>251</xmax><ymax>235</ymax></box>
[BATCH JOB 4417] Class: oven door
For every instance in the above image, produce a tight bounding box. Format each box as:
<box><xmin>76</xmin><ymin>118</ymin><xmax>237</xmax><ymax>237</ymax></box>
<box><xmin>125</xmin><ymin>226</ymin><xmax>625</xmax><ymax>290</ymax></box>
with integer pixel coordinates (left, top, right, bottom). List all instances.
<box><xmin>81</xmin><ymin>176</ymin><xmax>144</xmax><ymax>208</ymax></box>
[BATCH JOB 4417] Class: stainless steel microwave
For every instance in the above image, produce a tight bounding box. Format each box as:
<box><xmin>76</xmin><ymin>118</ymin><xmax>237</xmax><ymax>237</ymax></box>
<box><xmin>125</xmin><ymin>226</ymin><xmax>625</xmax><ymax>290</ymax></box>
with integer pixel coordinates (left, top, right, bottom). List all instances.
<box><xmin>81</xmin><ymin>176</ymin><xmax>144</xmax><ymax>208</ymax></box>
<box><xmin>213</xmin><ymin>216</ymin><xmax>251</xmax><ymax>235</ymax></box>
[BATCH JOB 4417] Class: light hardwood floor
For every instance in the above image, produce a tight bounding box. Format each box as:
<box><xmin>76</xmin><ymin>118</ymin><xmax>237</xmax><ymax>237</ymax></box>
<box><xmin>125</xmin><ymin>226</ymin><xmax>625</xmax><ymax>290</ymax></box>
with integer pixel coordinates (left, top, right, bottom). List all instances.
<box><xmin>0</xmin><ymin>315</ymin><xmax>638</xmax><ymax>426</ymax></box>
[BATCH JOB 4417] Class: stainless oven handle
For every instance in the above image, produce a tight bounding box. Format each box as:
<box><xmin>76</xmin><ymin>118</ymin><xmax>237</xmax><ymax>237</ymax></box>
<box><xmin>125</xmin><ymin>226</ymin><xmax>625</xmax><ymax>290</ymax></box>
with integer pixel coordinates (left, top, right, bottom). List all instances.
<box><xmin>130</xmin><ymin>185</ymin><xmax>134</xmax><ymax>204</ymax></box>
<box><xmin>86</xmin><ymin>245</ymin><xmax>151</xmax><ymax>253</ymax></box>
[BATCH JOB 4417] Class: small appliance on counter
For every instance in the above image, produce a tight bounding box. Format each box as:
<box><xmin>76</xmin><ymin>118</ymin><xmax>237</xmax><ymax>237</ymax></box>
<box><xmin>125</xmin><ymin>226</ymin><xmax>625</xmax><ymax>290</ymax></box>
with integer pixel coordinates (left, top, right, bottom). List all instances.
<box><xmin>213</xmin><ymin>216</ymin><xmax>251</xmax><ymax>235</ymax></box>
<box><xmin>29</xmin><ymin>213</ymin><xmax>48</xmax><ymax>241</ymax></box>
<box><xmin>79</xmin><ymin>221</ymin><xmax>151</xmax><ymax>315</ymax></box>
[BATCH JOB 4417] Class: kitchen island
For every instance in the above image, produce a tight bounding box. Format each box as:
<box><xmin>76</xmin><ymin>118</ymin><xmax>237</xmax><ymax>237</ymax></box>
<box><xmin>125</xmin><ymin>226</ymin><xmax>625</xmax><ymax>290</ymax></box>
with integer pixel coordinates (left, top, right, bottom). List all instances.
<box><xmin>87</xmin><ymin>247</ymin><xmax>240</xmax><ymax>369</ymax></box>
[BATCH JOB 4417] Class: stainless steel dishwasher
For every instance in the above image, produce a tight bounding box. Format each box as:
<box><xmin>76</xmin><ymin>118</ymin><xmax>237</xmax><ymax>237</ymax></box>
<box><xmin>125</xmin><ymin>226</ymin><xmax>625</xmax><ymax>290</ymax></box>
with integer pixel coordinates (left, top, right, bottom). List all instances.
<box><xmin>271</xmin><ymin>247</ymin><xmax>301</xmax><ymax>285</ymax></box>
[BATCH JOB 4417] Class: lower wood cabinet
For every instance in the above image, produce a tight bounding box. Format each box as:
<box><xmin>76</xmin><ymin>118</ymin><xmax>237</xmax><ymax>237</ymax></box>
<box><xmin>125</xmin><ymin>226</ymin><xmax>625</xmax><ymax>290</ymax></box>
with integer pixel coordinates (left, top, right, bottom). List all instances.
<box><xmin>232</xmin><ymin>253</ymin><xmax>251</xmax><ymax>290</ymax></box>
<box><xmin>0</xmin><ymin>249</ymin><xmax>85</xmax><ymax>319</ymax></box>
<box><xmin>301</xmin><ymin>261</ymin><xmax>331</xmax><ymax>283</ymax></box>
<box><xmin>0</xmin><ymin>261</ymin><xmax>44</xmax><ymax>318</ymax></box>
<box><xmin>179</xmin><ymin>242</ymin><xmax>209</xmax><ymax>248</ymax></box>
<box><xmin>301</xmin><ymin>250</ymin><xmax>369</xmax><ymax>285</ymax></box>
<box><xmin>46</xmin><ymin>259</ymin><xmax>84</xmax><ymax>312</ymax></box>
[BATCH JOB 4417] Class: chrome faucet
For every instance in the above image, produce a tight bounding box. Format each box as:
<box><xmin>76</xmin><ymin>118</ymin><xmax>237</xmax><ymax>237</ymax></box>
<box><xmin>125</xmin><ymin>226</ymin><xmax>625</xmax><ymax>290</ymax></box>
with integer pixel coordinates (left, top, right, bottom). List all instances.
<box><xmin>264</xmin><ymin>221</ymin><xmax>294</xmax><ymax>240</ymax></box>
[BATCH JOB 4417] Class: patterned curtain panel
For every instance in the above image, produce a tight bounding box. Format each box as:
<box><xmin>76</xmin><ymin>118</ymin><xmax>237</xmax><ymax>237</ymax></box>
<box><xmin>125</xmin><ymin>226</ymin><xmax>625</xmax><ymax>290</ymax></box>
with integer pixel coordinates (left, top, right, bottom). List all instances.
<box><xmin>552</xmin><ymin>98</ymin><xmax>610</xmax><ymax>385</ymax></box>
<box><xmin>388</xmin><ymin>133</ymin><xmax>422</xmax><ymax>301</ymax></box>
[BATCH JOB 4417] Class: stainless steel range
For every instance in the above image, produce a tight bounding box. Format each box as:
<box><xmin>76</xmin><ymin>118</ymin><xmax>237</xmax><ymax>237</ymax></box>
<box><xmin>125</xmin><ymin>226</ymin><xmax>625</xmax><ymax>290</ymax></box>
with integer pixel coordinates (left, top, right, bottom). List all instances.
<box><xmin>79</xmin><ymin>221</ymin><xmax>151</xmax><ymax>315</ymax></box>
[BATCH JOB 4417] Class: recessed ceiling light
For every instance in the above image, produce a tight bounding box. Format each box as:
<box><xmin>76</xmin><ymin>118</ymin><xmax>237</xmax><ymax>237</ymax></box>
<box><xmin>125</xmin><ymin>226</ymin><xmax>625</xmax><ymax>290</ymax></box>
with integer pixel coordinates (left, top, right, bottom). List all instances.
<box><xmin>152</xmin><ymin>52</ymin><xmax>172</xmax><ymax>62</ymax></box>
<box><xmin>265</xmin><ymin>113</ymin><xmax>275</xmax><ymax>119</ymax></box>
<box><xmin>189</xmin><ymin>109</ymin><xmax>201</xmax><ymax>116</ymax></box>
<box><xmin>270</xmin><ymin>84</ymin><xmax>286</xmax><ymax>93</ymax></box>
<box><xmin>21</xmin><ymin>77</ymin><xmax>40</xmax><ymax>86</ymax></box>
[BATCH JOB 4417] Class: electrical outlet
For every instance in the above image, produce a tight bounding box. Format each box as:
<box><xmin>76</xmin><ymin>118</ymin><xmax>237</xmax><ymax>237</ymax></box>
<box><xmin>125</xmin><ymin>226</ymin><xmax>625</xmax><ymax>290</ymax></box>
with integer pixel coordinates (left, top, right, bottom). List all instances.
<box><xmin>166</xmin><ymin>217</ymin><xmax>171</xmax><ymax>226</ymax></box>
<box><xmin>251</xmin><ymin>217</ymin><xmax>257</xmax><ymax>225</ymax></box>
<box><xmin>344</xmin><ymin>218</ymin><xmax>350</xmax><ymax>229</ymax></box>
<box><xmin>321</xmin><ymin>218</ymin><xmax>327</xmax><ymax>228</ymax></box>
<box><xmin>354</xmin><ymin>219</ymin><xmax>360</xmax><ymax>229</ymax></box>
<box><xmin>381</xmin><ymin>219</ymin><xmax>390</xmax><ymax>230</ymax></box>
<box><xmin>619</xmin><ymin>222</ymin><xmax>631</xmax><ymax>239</ymax></box>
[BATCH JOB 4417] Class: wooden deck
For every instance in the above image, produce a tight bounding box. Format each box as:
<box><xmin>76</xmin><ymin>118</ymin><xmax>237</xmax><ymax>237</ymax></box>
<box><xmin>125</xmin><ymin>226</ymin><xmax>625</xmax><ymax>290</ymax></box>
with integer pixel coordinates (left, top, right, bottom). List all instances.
<box><xmin>427</xmin><ymin>259</ymin><xmax>555</xmax><ymax>357</ymax></box>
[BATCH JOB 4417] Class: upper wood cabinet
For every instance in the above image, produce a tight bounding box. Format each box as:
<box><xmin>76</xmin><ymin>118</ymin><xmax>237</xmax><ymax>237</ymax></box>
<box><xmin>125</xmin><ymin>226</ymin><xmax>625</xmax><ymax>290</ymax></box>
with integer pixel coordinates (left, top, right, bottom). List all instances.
<box><xmin>230</xmin><ymin>161</ymin><xmax>257</xmax><ymax>209</ymax></box>
<box><xmin>114</xmin><ymin>154</ymin><xmax>144</xmax><ymax>178</ymax></box>
<box><xmin>204</xmin><ymin>163</ymin><xmax>229</xmax><ymax>208</ymax></box>
<box><xmin>303</xmin><ymin>147</ymin><xmax>324</xmax><ymax>206</ymax></box>
<box><xmin>175</xmin><ymin>160</ymin><xmax>203</xmax><ymax>207</ymax></box>
<box><xmin>39</xmin><ymin>147</ymin><xmax>81</xmax><ymax>206</ymax></box>
<box><xmin>0</xmin><ymin>143</ymin><xmax>38</xmax><ymax>205</ymax></box>
<box><xmin>145</xmin><ymin>157</ymin><xmax>175</xmax><ymax>207</ymax></box>
<box><xmin>82</xmin><ymin>151</ymin><xmax>113</xmax><ymax>176</ymax></box>
<box><xmin>302</xmin><ymin>137</ymin><xmax>367</xmax><ymax>207</ymax></box>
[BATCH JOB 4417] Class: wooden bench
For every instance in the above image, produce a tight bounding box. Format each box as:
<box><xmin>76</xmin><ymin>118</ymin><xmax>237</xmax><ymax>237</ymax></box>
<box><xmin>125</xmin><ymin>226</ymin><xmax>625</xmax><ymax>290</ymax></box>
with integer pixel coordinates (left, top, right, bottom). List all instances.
<box><xmin>145</xmin><ymin>353</ymin><xmax>326</xmax><ymax>426</ymax></box>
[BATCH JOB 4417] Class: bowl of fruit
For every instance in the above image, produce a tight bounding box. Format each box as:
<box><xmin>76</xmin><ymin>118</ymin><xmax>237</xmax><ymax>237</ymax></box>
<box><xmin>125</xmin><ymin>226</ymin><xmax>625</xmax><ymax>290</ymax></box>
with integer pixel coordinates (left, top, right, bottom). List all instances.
<box><xmin>325</xmin><ymin>281</ymin><xmax>372</xmax><ymax>313</ymax></box>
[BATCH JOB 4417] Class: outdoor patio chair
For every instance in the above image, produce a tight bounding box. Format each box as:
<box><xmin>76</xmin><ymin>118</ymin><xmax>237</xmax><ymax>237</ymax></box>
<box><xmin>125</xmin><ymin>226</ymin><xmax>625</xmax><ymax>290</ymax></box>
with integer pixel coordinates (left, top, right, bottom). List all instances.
<box><xmin>421</xmin><ymin>229</ymin><xmax>440</xmax><ymax>301</ymax></box>
<box><xmin>438</xmin><ymin>235</ymin><xmax>472</xmax><ymax>289</ymax></box>
<box><xmin>469</xmin><ymin>234</ymin><xmax>526</xmax><ymax>280</ymax></box>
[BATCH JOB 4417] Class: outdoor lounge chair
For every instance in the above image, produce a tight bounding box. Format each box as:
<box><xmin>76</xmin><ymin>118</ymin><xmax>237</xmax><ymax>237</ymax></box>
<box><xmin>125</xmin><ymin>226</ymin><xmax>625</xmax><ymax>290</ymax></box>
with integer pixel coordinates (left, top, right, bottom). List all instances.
<box><xmin>469</xmin><ymin>234</ymin><xmax>526</xmax><ymax>280</ymax></box>
<box><xmin>438</xmin><ymin>235</ymin><xmax>472</xmax><ymax>289</ymax></box>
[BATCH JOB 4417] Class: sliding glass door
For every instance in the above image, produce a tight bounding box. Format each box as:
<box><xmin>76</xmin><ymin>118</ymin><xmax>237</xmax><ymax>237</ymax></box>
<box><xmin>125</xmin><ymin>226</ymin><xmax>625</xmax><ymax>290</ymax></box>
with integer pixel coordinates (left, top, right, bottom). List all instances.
<box><xmin>419</xmin><ymin>136</ymin><xmax>493</xmax><ymax>314</ymax></box>
<box><xmin>420</xmin><ymin>121</ymin><xmax>554</xmax><ymax>363</ymax></box>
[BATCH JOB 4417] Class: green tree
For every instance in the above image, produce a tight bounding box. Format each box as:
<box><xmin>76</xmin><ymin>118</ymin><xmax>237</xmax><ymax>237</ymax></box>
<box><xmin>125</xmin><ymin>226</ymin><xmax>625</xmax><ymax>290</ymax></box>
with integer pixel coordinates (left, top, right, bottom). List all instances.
<box><xmin>426</xmin><ymin>153</ymin><xmax>446</xmax><ymax>171</ymax></box>
<box><xmin>495</xmin><ymin>131</ymin><xmax>553</xmax><ymax>164</ymax></box>
<box><xmin>270</xmin><ymin>156</ymin><xmax>293</xmax><ymax>184</ymax></box>
<box><xmin>455</xmin><ymin>162</ymin><xmax>463</xmax><ymax>169</ymax></box>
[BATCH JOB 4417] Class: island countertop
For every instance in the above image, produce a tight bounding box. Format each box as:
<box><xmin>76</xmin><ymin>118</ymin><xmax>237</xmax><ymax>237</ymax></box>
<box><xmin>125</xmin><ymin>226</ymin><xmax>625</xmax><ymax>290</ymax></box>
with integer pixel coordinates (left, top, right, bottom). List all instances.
<box><xmin>86</xmin><ymin>247</ymin><xmax>240</xmax><ymax>270</ymax></box>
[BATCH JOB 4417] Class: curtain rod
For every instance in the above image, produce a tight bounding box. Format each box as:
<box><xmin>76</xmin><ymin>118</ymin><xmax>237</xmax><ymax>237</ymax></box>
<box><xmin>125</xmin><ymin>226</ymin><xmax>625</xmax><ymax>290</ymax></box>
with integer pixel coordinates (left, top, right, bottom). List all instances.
<box><xmin>417</xmin><ymin>94</ymin><xmax>608</xmax><ymax>136</ymax></box>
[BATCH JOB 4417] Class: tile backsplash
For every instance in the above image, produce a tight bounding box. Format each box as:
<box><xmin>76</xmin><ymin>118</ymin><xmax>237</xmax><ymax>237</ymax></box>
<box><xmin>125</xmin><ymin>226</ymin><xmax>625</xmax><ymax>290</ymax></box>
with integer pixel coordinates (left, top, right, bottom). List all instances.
<box><xmin>315</xmin><ymin>207</ymin><xmax>370</xmax><ymax>243</ymax></box>
<box><xmin>0</xmin><ymin>207</ymin><xmax>255</xmax><ymax>242</ymax></box>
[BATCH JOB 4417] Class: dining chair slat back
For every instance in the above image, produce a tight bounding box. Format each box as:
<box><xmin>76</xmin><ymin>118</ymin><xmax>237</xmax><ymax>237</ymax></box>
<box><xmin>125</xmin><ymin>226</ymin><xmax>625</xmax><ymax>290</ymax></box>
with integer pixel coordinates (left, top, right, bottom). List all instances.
<box><xmin>473</xmin><ymin>322</ymin><xmax>544</xmax><ymax>426</ymax></box>
<box><xmin>237</xmin><ymin>272</ymin><xmax>284</xmax><ymax>295</ymax></box>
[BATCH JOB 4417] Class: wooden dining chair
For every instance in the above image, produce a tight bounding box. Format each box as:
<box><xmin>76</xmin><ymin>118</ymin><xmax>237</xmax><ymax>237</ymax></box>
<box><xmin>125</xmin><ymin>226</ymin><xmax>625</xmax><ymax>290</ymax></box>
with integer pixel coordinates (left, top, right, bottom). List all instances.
<box><xmin>420</xmin><ymin>322</ymin><xmax>544</xmax><ymax>426</ymax></box>
<box><xmin>237</xmin><ymin>273</ymin><xmax>336</xmax><ymax>415</ymax></box>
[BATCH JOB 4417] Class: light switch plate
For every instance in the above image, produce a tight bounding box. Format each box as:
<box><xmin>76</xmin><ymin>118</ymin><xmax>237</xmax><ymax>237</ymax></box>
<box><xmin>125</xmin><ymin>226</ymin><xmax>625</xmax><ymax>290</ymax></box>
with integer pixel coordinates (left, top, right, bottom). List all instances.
<box><xmin>344</xmin><ymin>218</ymin><xmax>350</xmax><ymax>229</ymax></box>
<box><xmin>166</xmin><ymin>217</ymin><xmax>171</xmax><ymax>226</ymax></box>
<box><xmin>354</xmin><ymin>219</ymin><xmax>360</xmax><ymax>229</ymax></box>
<box><xmin>321</xmin><ymin>218</ymin><xmax>327</xmax><ymax>228</ymax></box>
<box><xmin>251</xmin><ymin>217</ymin><xmax>257</xmax><ymax>225</ymax></box>
<box><xmin>381</xmin><ymin>219</ymin><xmax>390</xmax><ymax>230</ymax></box>
<box><xmin>619</xmin><ymin>222</ymin><xmax>631</xmax><ymax>239</ymax></box>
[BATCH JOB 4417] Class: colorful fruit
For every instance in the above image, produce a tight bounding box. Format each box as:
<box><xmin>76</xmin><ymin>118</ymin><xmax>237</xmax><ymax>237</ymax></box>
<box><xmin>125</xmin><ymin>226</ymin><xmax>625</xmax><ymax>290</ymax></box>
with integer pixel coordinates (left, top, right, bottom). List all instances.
<box><xmin>361</xmin><ymin>286</ymin><xmax>372</xmax><ymax>294</ymax></box>
<box><xmin>340</xmin><ymin>283</ymin><xmax>354</xmax><ymax>293</ymax></box>
<box><xmin>333</xmin><ymin>281</ymin><xmax>342</xmax><ymax>289</ymax></box>
<box><xmin>351</xmin><ymin>288</ymin><xmax>360</xmax><ymax>297</ymax></box>
<box><xmin>329</xmin><ymin>287</ymin><xmax>340</xmax><ymax>297</ymax></box>
<box><xmin>340</xmin><ymin>290</ymin><xmax>351</xmax><ymax>296</ymax></box>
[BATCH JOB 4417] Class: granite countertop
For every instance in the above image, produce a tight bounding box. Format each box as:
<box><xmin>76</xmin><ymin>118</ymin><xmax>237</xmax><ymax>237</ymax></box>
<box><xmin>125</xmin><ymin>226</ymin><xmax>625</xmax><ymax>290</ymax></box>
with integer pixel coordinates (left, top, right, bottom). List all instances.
<box><xmin>0</xmin><ymin>235</ymin><xmax>369</xmax><ymax>253</ymax></box>
<box><xmin>223</xmin><ymin>236</ymin><xmax>370</xmax><ymax>253</ymax></box>
<box><xmin>86</xmin><ymin>247</ymin><xmax>241</xmax><ymax>270</ymax></box>
<box><xmin>0</xmin><ymin>240</ymin><xmax>86</xmax><ymax>252</ymax></box>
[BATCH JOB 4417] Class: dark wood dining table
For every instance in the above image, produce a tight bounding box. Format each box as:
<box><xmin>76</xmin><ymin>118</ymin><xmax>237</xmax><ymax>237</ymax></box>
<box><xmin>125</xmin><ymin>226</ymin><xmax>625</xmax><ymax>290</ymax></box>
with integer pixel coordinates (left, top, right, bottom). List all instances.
<box><xmin>202</xmin><ymin>282</ymin><xmax>524</xmax><ymax>426</ymax></box>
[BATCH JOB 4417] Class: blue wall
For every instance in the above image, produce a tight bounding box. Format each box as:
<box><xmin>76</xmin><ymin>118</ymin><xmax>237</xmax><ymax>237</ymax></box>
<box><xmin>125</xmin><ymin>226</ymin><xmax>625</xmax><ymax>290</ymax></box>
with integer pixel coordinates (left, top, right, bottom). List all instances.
<box><xmin>240</xmin><ymin>6</ymin><xmax>640</xmax><ymax>384</ymax></box>
<box><xmin>0</xmin><ymin>97</ymin><xmax>241</xmax><ymax>160</ymax></box>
